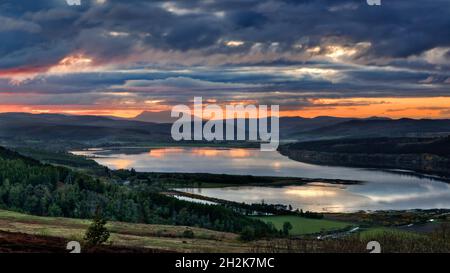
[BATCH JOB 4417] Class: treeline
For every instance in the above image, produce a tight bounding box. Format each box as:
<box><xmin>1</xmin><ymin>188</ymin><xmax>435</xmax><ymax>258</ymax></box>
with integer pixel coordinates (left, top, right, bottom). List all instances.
<box><xmin>113</xmin><ymin>170</ymin><xmax>277</xmax><ymax>186</ymax></box>
<box><xmin>232</xmin><ymin>202</ymin><xmax>324</xmax><ymax>219</ymax></box>
<box><xmin>0</xmin><ymin>147</ymin><xmax>275</xmax><ymax>237</ymax></box>
<box><xmin>283</xmin><ymin>137</ymin><xmax>450</xmax><ymax>158</ymax></box>
<box><xmin>112</xmin><ymin>169</ymin><xmax>316</xmax><ymax>187</ymax></box>
<box><xmin>279</xmin><ymin>137</ymin><xmax>450</xmax><ymax>177</ymax></box>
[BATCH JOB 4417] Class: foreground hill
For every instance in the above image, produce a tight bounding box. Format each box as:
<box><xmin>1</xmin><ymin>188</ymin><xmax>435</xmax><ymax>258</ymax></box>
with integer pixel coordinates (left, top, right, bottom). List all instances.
<box><xmin>0</xmin><ymin>209</ymin><xmax>245</xmax><ymax>253</ymax></box>
<box><xmin>1</xmin><ymin>209</ymin><xmax>448</xmax><ymax>253</ymax></box>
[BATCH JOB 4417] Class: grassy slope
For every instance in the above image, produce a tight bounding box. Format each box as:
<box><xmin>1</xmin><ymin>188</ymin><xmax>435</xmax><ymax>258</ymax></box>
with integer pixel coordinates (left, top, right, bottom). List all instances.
<box><xmin>254</xmin><ymin>215</ymin><xmax>352</xmax><ymax>235</ymax></box>
<box><xmin>0</xmin><ymin>209</ymin><xmax>250</xmax><ymax>253</ymax></box>
<box><xmin>358</xmin><ymin>227</ymin><xmax>421</xmax><ymax>240</ymax></box>
<box><xmin>2</xmin><ymin>211</ymin><xmax>448</xmax><ymax>253</ymax></box>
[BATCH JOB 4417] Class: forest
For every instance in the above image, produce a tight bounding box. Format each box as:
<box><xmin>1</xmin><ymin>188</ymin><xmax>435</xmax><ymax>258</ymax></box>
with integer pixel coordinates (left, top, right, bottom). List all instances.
<box><xmin>0</xmin><ymin>146</ymin><xmax>275</xmax><ymax>238</ymax></box>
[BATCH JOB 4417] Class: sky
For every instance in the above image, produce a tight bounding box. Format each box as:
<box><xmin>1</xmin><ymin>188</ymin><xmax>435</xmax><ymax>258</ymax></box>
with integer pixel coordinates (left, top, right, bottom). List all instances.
<box><xmin>0</xmin><ymin>0</ymin><xmax>450</xmax><ymax>119</ymax></box>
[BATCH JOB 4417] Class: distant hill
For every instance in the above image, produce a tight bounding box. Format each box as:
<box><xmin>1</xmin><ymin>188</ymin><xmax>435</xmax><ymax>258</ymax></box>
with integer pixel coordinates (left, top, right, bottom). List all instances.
<box><xmin>133</xmin><ymin>111</ymin><xmax>351</xmax><ymax>128</ymax></box>
<box><xmin>303</xmin><ymin>118</ymin><xmax>450</xmax><ymax>138</ymax></box>
<box><xmin>134</xmin><ymin>111</ymin><xmax>179</xmax><ymax>123</ymax></box>
<box><xmin>2</xmin><ymin>113</ymin><xmax>450</xmax><ymax>149</ymax></box>
<box><xmin>279</xmin><ymin>137</ymin><xmax>450</xmax><ymax>177</ymax></box>
<box><xmin>284</xmin><ymin>137</ymin><xmax>450</xmax><ymax>158</ymax></box>
<box><xmin>132</xmin><ymin>113</ymin><xmax>450</xmax><ymax>139</ymax></box>
<box><xmin>0</xmin><ymin>113</ymin><xmax>172</xmax><ymax>149</ymax></box>
<box><xmin>278</xmin><ymin>116</ymin><xmax>353</xmax><ymax>139</ymax></box>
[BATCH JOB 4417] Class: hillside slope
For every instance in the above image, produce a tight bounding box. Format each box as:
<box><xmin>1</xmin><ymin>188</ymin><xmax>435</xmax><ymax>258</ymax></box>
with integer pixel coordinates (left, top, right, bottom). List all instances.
<box><xmin>304</xmin><ymin>119</ymin><xmax>450</xmax><ymax>138</ymax></box>
<box><xmin>0</xmin><ymin>145</ymin><xmax>275</xmax><ymax>236</ymax></box>
<box><xmin>279</xmin><ymin>137</ymin><xmax>450</xmax><ymax>177</ymax></box>
<box><xmin>0</xmin><ymin>209</ymin><xmax>246</xmax><ymax>253</ymax></box>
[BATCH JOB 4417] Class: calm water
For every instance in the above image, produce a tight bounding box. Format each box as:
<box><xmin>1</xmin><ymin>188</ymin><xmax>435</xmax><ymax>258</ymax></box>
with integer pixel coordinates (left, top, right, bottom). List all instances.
<box><xmin>73</xmin><ymin>147</ymin><xmax>450</xmax><ymax>212</ymax></box>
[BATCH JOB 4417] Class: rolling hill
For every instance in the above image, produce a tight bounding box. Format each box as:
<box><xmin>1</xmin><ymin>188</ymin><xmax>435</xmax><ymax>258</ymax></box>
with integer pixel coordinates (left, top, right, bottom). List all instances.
<box><xmin>0</xmin><ymin>112</ymin><xmax>172</xmax><ymax>149</ymax></box>
<box><xmin>134</xmin><ymin>110</ymin><xmax>179</xmax><ymax>123</ymax></box>
<box><xmin>304</xmin><ymin>118</ymin><xmax>450</xmax><ymax>138</ymax></box>
<box><xmin>279</xmin><ymin>137</ymin><xmax>450</xmax><ymax>177</ymax></box>
<box><xmin>2</xmin><ymin>113</ymin><xmax>450</xmax><ymax>150</ymax></box>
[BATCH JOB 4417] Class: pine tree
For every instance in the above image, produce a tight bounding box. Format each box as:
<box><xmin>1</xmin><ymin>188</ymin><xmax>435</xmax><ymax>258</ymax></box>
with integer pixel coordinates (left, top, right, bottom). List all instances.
<box><xmin>282</xmin><ymin>221</ymin><xmax>293</xmax><ymax>236</ymax></box>
<box><xmin>84</xmin><ymin>208</ymin><xmax>110</xmax><ymax>246</ymax></box>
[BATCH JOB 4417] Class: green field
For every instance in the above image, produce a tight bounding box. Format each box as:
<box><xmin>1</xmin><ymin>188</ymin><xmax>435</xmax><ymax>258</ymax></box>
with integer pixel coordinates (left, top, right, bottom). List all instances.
<box><xmin>358</xmin><ymin>227</ymin><xmax>425</xmax><ymax>241</ymax></box>
<box><xmin>254</xmin><ymin>215</ymin><xmax>352</xmax><ymax>235</ymax></box>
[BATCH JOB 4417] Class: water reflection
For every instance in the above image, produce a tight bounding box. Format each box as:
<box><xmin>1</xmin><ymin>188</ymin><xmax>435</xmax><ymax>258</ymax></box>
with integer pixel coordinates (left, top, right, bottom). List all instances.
<box><xmin>177</xmin><ymin>181</ymin><xmax>450</xmax><ymax>213</ymax></box>
<box><xmin>148</xmin><ymin>148</ymin><xmax>185</xmax><ymax>158</ymax></box>
<box><xmin>110</xmin><ymin>159</ymin><xmax>134</xmax><ymax>169</ymax></box>
<box><xmin>176</xmin><ymin>184</ymin><xmax>372</xmax><ymax>213</ymax></box>
<box><xmin>148</xmin><ymin>147</ymin><xmax>251</xmax><ymax>158</ymax></box>
<box><xmin>72</xmin><ymin>147</ymin><xmax>450</xmax><ymax>212</ymax></box>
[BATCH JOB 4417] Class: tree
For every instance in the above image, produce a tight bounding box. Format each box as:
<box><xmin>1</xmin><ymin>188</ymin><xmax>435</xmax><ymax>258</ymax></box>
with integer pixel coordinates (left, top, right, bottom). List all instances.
<box><xmin>48</xmin><ymin>203</ymin><xmax>62</xmax><ymax>217</ymax></box>
<box><xmin>84</xmin><ymin>209</ymin><xmax>110</xmax><ymax>246</ymax></box>
<box><xmin>183</xmin><ymin>229</ymin><xmax>195</xmax><ymax>238</ymax></box>
<box><xmin>239</xmin><ymin>226</ymin><xmax>256</xmax><ymax>241</ymax></box>
<box><xmin>282</xmin><ymin>221</ymin><xmax>293</xmax><ymax>236</ymax></box>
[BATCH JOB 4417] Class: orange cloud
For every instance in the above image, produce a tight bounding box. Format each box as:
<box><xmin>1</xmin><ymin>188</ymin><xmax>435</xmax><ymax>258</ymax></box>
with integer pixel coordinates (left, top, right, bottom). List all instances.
<box><xmin>0</xmin><ymin>54</ymin><xmax>101</xmax><ymax>85</ymax></box>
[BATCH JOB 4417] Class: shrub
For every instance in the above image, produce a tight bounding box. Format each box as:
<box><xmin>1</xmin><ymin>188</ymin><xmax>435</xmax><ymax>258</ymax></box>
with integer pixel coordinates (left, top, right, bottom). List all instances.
<box><xmin>183</xmin><ymin>229</ymin><xmax>195</xmax><ymax>238</ymax></box>
<box><xmin>240</xmin><ymin>226</ymin><xmax>256</xmax><ymax>241</ymax></box>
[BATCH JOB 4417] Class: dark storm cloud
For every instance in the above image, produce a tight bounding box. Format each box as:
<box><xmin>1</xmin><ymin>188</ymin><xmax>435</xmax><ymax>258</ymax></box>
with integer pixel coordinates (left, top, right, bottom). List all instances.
<box><xmin>3</xmin><ymin>0</ymin><xmax>450</xmax><ymax>66</ymax></box>
<box><xmin>0</xmin><ymin>0</ymin><xmax>450</xmax><ymax>62</ymax></box>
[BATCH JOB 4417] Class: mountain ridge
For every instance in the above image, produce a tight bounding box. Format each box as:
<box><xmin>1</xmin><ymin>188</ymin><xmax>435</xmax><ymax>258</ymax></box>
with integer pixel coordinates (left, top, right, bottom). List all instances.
<box><xmin>1</xmin><ymin>112</ymin><xmax>450</xmax><ymax>148</ymax></box>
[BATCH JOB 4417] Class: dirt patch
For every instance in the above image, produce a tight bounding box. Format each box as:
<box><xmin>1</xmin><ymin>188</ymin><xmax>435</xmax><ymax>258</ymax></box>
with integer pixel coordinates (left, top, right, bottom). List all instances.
<box><xmin>0</xmin><ymin>231</ymin><xmax>175</xmax><ymax>253</ymax></box>
<box><xmin>0</xmin><ymin>230</ymin><xmax>67</xmax><ymax>253</ymax></box>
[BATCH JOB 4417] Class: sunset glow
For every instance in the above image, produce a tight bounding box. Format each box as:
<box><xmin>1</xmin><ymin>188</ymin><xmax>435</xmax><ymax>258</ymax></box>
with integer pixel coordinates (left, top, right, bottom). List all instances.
<box><xmin>2</xmin><ymin>96</ymin><xmax>450</xmax><ymax>119</ymax></box>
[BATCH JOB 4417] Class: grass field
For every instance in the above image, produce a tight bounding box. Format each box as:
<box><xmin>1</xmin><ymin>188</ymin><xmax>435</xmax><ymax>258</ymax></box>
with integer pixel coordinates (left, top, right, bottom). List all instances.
<box><xmin>1</xmin><ymin>210</ymin><xmax>448</xmax><ymax>253</ymax></box>
<box><xmin>254</xmin><ymin>215</ymin><xmax>353</xmax><ymax>235</ymax></box>
<box><xmin>358</xmin><ymin>227</ymin><xmax>427</xmax><ymax>241</ymax></box>
<box><xmin>0</xmin><ymin>209</ymin><xmax>250</xmax><ymax>253</ymax></box>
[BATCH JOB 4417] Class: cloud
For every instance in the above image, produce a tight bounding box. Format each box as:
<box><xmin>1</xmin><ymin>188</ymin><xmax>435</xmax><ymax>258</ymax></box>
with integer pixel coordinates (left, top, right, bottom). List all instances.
<box><xmin>118</xmin><ymin>77</ymin><xmax>263</xmax><ymax>90</ymax></box>
<box><xmin>0</xmin><ymin>16</ymin><xmax>42</xmax><ymax>33</ymax></box>
<box><xmin>1</xmin><ymin>0</ymin><xmax>450</xmax><ymax>116</ymax></box>
<box><xmin>3</xmin><ymin>0</ymin><xmax>450</xmax><ymax>69</ymax></box>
